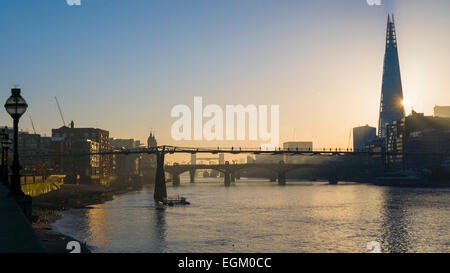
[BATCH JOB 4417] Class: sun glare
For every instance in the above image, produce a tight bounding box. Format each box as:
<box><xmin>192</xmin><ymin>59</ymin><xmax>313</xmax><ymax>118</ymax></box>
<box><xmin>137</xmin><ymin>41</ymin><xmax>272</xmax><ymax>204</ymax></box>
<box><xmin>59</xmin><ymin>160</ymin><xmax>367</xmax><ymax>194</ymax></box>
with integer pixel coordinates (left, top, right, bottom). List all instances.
<box><xmin>402</xmin><ymin>99</ymin><xmax>410</xmax><ymax>107</ymax></box>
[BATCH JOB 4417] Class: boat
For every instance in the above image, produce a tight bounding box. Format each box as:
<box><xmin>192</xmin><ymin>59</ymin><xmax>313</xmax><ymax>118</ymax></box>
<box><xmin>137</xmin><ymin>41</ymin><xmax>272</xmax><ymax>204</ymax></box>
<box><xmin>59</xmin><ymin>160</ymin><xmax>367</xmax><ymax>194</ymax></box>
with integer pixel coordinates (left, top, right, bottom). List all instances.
<box><xmin>156</xmin><ymin>195</ymin><xmax>190</xmax><ymax>207</ymax></box>
<box><xmin>165</xmin><ymin>196</ymin><xmax>190</xmax><ymax>206</ymax></box>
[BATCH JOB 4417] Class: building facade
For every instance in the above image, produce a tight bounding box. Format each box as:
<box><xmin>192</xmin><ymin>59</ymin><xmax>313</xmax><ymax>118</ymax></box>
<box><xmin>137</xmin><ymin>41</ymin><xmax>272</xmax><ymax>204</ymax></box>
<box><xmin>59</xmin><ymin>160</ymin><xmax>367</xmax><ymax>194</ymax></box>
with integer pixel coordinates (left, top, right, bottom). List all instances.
<box><xmin>110</xmin><ymin>137</ymin><xmax>141</xmax><ymax>177</ymax></box>
<box><xmin>51</xmin><ymin>122</ymin><xmax>111</xmax><ymax>179</ymax></box>
<box><xmin>283</xmin><ymin>141</ymin><xmax>313</xmax><ymax>164</ymax></box>
<box><xmin>385</xmin><ymin>111</ymin><xmax>450</xmax><ymax>174</ymax></box>
<box><xmin>353</xmin><ymin>125</ymin><xmax>377</xmax><ymax>151</ymax></box>
<box><xmin>434</xmin><ymin>105</ymin><xmax>450</xmax><ymax>118</ymax></box>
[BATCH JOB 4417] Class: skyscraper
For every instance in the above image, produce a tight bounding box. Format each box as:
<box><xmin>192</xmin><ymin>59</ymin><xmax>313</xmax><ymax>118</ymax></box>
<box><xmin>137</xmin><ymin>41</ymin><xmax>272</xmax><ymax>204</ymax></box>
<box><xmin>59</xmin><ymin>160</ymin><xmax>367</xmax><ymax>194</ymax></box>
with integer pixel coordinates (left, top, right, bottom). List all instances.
<box><xmin>378</xmin><ymin>14</ymin><xmax>405</xmax><ymax>138</ymax></box>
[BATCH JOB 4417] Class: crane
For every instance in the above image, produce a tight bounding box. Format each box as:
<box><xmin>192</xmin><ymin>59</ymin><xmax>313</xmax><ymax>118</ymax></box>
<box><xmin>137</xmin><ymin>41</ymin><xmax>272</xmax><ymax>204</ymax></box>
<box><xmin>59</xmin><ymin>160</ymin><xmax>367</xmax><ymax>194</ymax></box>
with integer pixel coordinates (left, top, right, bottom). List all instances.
<box><xmin>29</xmin><ymin>116</ymin><xmax>37</xmax><ymax>134</ymax></box>
<box><xmin>347</xmin><ymin>128</ymin><xmax>352</xmax><ymax>150</ymax></box>
<box><xmin>55</xmin><ymin>96</ymin><xmax>66</xmax><ymax>127</ymax></box>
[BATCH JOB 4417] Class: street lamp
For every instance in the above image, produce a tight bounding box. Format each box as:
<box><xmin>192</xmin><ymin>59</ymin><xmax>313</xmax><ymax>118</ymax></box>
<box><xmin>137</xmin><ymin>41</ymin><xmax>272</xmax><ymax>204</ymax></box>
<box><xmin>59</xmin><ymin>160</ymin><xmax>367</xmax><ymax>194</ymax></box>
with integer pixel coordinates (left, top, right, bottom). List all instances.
<box><xmin>4</xmin><ymin>88</ymin><xmax>28</xmax><ymax>196</ymax></box>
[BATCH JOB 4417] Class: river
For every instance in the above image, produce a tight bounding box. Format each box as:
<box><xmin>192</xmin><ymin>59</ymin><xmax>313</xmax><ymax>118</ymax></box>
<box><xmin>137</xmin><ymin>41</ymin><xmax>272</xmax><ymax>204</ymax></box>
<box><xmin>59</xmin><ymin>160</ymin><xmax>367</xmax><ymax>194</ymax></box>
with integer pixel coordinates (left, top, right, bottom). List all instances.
<box><xmin>52</xmin><ymin>178</ymin><xmax>450</xmax><ymax>253</ymax></box>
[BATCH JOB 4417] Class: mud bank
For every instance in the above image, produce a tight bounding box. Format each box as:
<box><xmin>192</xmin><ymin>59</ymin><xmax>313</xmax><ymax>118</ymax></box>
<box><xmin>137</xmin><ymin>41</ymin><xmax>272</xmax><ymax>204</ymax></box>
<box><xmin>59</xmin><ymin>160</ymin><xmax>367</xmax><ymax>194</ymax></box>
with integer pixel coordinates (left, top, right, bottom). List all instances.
<box><xmin>32</xmin><ymin>180</ymin><xmax>148</xmax><ymax>253</ymax></box>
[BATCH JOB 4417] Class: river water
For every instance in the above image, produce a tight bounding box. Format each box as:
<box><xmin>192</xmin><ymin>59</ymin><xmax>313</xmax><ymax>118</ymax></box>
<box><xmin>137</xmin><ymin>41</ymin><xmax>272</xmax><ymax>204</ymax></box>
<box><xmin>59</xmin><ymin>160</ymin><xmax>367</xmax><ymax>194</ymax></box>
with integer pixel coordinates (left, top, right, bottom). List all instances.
<box><xmin>52</xmin><ymin>178</ymin><xmax>450</xmax><ymax>253</ymax></box>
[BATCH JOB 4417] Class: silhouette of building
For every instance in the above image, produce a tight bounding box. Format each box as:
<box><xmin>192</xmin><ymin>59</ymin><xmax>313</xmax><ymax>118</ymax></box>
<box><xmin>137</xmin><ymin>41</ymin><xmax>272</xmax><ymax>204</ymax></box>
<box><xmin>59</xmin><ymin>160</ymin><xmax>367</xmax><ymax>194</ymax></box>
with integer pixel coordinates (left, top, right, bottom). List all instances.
<box><xmin>51</xmin><ymin>121</ymin><xmax>111</xmax><ymax>180</ymax></box>
<box><xmin>353</xmin><ymin>125</ymin><xmax>376</xmax><ymax>151</ymax></box>
<box><xmin>147</xmin><ymin>131</ymin><xmax>157</xmax><ymax>148</ymax></box>
<box><xmin>378</xmin><ymin>14</ymin><xmax>405</xmax><ymax>138</ymax></box>
<box><xmin>385</xmin><ymin>111</ymin><xmax>450</xmax><ymax>174</ymax></box>
<box><xmin>18</xmin><ymin>132</ymin><xmax>48</xmax><ymax>173</ymax></box>
<box><xmin>283</xmin><ymin>141</ymin><xmax>313</xmax><ymax>164</ymax></box>
<box><xmin>140</xmin><ymin>131</ymin><xmax>158</xmax><ymax>178</ymax></box>
<box><xmin>434</xmin><ymin>105</ymin><xmax>450</xmax><ymax>118</ymax></box>
<box><xmin>110</xmin><ymin>138</ymin><xmax>141</xmax><ymax>177</ymax></box>
<box><xmin>110</xmin><ymin>138</ymin><xmax>136</xmax><ymax>149</ymax></box>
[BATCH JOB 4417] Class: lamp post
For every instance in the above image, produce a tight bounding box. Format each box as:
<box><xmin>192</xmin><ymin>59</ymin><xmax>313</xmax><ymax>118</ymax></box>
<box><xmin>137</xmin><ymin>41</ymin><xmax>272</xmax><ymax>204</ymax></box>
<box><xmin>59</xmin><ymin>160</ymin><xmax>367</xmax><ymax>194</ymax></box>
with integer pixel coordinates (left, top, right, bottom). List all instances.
<box><xmin>4</xmin><ymin>88</ymin><xmax>28</xmax><ymax>196</ymax></box>
<box><xmin>0</xmin><ymin>127</ymin><xmax>11</xmax><ymax>186</ymax></box>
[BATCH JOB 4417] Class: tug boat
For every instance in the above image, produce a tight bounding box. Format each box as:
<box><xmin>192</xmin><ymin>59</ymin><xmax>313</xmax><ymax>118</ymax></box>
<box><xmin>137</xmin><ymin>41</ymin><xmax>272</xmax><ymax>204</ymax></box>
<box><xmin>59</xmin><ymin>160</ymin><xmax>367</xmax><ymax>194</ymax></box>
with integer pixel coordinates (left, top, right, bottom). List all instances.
<box><xmin>165</xmin><ymin>196</ymin><xmax>190</xmax><ymax>206</ymax></box>
<box><xmin>156</xmin><ymin>196</ymin><xmax>190</xmax><ymax>208</ymax></box>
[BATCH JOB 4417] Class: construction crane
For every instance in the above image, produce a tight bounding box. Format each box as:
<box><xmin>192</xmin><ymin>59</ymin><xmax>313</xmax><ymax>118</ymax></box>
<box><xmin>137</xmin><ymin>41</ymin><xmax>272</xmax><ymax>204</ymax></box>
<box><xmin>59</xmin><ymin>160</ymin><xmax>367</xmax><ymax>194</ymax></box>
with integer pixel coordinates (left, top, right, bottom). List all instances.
<box><xmin>347</xmin><ymin>129</ymin><xmax>352</xmax><ymax>150</ymax></box>
<box><xmin>29</xmin><ymin>116</ymin><xmax>37</xmax><ymax>134</ymax></box>
<box><xmin>54</xmin><ymin>96</ymin><xmax>66</xmax><ymax>127</ymax></box>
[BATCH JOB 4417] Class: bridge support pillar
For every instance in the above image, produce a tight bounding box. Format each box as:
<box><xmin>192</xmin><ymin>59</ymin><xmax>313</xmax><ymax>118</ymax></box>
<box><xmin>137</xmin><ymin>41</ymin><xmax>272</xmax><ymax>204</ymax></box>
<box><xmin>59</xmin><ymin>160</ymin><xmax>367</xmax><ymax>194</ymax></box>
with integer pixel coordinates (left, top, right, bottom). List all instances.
<box><xmin>328</xmin><ymin>175</ymin><xmax>338</xmax><ymax>185</ymax></box>
<box><xmin>230</xmin><ymin>172</ymin><xmax>236</xmax><ymax>183</ymax></box>
<box><xmin>224</xmin><ymin>172</ymin><xmax>231</xmax><ymax>187</ymax></box>
<box><xmin>277</xmin><ymin>171</ymin><xmax>286</xmax><ymax>185</ymax></box>
<box><xmin>224</xmin><ymin>161</ymin><xmax>231</xmax><ymax>187</ymax></box>
<box><xmin>154</xmin><ymin>148</ymin><xmax>168</xmax><ymax>203</ymax></box>
<box><xmin>189</xmin><ymin>170</ymin><xmax>195</xmax><ymax>183</ymax></box>
<box><xmin>277</xmin><ymin>160</ymin><xmax>286</xmax><ymax>185</ymax></box>
<box><xmin>329</xmin><ymin>165</ymin><xmax>338</xmax><ymax>185</ymax></box>
<box><xmin>173</xmin><ymin>174</ymin><xmax>180</xmax><ymax>186</ymax></box>
<box><xmin>235</xmin><ymin>171</ymin><xmax>240</xmax><ymax>180</ymax></box>
<box><xmin>270</xmin><ymin>174</ymin><xmax>277</xmax><ymax>182</ymax></box>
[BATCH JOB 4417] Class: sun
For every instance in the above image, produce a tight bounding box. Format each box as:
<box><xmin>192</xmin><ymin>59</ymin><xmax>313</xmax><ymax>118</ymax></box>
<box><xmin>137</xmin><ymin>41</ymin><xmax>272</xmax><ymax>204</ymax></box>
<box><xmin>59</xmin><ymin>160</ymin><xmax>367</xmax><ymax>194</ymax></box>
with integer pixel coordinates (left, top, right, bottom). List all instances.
<box><xmin>402</xmin><ymin>99</ymin><xmax>410</xmax><ymax>107</ymax></box>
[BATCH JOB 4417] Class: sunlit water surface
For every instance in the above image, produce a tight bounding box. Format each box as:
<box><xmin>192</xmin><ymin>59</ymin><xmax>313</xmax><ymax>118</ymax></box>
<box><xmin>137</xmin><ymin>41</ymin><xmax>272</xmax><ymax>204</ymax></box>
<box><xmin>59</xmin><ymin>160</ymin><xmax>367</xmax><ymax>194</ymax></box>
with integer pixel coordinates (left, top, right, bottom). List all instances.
<box><xmin>53</xmin><ymin>178</ymin><xmax>450</xmax><ymax>253</ymax></box>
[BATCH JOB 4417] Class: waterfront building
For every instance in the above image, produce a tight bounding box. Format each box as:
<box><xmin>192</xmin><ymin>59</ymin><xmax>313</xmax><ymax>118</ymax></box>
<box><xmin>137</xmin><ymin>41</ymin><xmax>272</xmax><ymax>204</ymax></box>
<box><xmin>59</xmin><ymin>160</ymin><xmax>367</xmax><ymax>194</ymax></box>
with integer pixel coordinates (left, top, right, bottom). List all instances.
<box><xmin>51</xmin><ymin>121</ymin><xmax>111</xmax><ymax>179</ymax></box>
<box><xmin>110</xmin><ymin>138</ymin><xmax>141</xmax><ymax>177</ymax></box>
<box><xmin>385</xmin><ymin>111</ymin><xmax>450</xmax><ymax>175</ymax></box>
<box><xmin>140</xmin><ymin>131</ymin><xmax>158</xmax><ymax>178</ymax></box>
<box><xmin>353</xmin><ymin>125</ymin><xmax>377</xmax><ymax>152</ymax></box>
<box><xmin>434</xmin><ymin>105</ymin><xmax>450</xmax><ymax>118</ymax></box>
<box><xmin>18</xmin><ymin>131</ymin><xmax>40</xmax><ymax>172</ymax></box>
<box><xmin>15</xmin><ymin>131</ymin><xmax>52</xmax><ymax>173</ymax></box>
<box><xmin>283</xmin><ymin>141</ymin><xmax>313</xmax><ymax>164</ymax></box>
<box><xmin>110</xmin><ymin>138</ymin><xmax>136</xmax><ymax>149</ymax></box>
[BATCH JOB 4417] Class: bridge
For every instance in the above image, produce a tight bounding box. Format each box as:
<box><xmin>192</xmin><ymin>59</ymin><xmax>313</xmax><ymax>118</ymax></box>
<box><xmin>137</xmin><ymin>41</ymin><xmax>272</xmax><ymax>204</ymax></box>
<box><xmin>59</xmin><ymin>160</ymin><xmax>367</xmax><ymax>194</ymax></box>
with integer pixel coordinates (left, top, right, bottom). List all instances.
<box><xmin>129</xmin><ymin>146</ymin><xmax>450</xmax><ymax>203</ymax></box>
<box><xmin>165</xmin><ymin>162</ymin><xmax>325</xmax><ymax>186</ymax></box>
<box><xmin>29</xmin><ymin>145</ymin><xmax>450</xmax><ymax>204</ymax></box>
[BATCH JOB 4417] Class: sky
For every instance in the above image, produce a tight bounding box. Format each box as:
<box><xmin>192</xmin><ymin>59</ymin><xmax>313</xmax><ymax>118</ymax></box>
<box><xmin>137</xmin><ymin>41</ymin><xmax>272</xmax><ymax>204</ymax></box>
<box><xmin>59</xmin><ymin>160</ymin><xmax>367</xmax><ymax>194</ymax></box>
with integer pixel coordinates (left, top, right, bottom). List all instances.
<box><xmin>1</xmin><ymin>0</ymin><xmax>450</xmax><ymax>156</ymax></box>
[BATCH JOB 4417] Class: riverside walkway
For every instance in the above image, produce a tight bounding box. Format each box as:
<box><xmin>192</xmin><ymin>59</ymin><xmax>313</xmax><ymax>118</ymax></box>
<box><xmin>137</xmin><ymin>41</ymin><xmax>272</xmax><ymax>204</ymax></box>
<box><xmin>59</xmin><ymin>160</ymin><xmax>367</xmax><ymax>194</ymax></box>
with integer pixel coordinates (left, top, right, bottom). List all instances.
<box><xmin>0</xmin><ymin>184</ymin><xmax>46</xmax><ymax>253</ymax></box>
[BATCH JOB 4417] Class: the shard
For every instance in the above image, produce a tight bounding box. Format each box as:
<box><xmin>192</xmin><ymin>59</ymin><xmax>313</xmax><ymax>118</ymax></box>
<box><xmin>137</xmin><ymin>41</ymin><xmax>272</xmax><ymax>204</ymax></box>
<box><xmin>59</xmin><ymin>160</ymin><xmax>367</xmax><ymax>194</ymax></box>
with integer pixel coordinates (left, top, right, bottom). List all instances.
<box><xmin>378</xmin><ymin>14</ymin><xmax>405</xmax><ymax>138</ymax></box>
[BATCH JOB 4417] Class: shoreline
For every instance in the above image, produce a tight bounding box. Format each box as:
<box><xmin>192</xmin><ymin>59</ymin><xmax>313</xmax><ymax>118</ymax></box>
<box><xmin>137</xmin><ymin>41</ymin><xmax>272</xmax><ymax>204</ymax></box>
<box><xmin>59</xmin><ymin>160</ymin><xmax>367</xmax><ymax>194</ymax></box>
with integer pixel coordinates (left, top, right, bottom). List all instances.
<box><xmin>32</xmin><ymin>180</ymin><xmax>149</xmax><ymax>253</ymax></box>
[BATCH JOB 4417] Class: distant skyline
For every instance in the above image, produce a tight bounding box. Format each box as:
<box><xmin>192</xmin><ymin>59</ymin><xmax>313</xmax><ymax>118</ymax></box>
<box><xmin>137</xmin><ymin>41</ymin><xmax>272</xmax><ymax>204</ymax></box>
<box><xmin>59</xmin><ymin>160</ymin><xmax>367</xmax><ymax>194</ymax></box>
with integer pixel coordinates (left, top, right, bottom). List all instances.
<box><xmin>1</xmin><ymin>0</ymin><xmax>450</xmax><ymax>149</ymax></box>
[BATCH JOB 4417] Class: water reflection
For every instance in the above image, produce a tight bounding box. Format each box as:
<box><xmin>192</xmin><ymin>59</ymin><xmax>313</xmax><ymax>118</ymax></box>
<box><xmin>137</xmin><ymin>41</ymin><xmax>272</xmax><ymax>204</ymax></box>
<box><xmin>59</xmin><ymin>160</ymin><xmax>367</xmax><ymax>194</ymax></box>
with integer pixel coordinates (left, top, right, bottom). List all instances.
<box><xmin>151</xmin><ymin>208</ymin><xmax>167</xmax><ymax>252</ymax></box>
<box><xmin>53</xmin><ymin>179</ymin><xmax>450</xmax><ymax>253</ymax></box>
<box><xmin>379</xmin><ymin>188</ymin><xmax>411</xmax><ymax>253</ymax></box>
<box><xmin>378</xmin><ymin>187</ymin><xmax>450</xmax><ymax>253</ymax></box>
